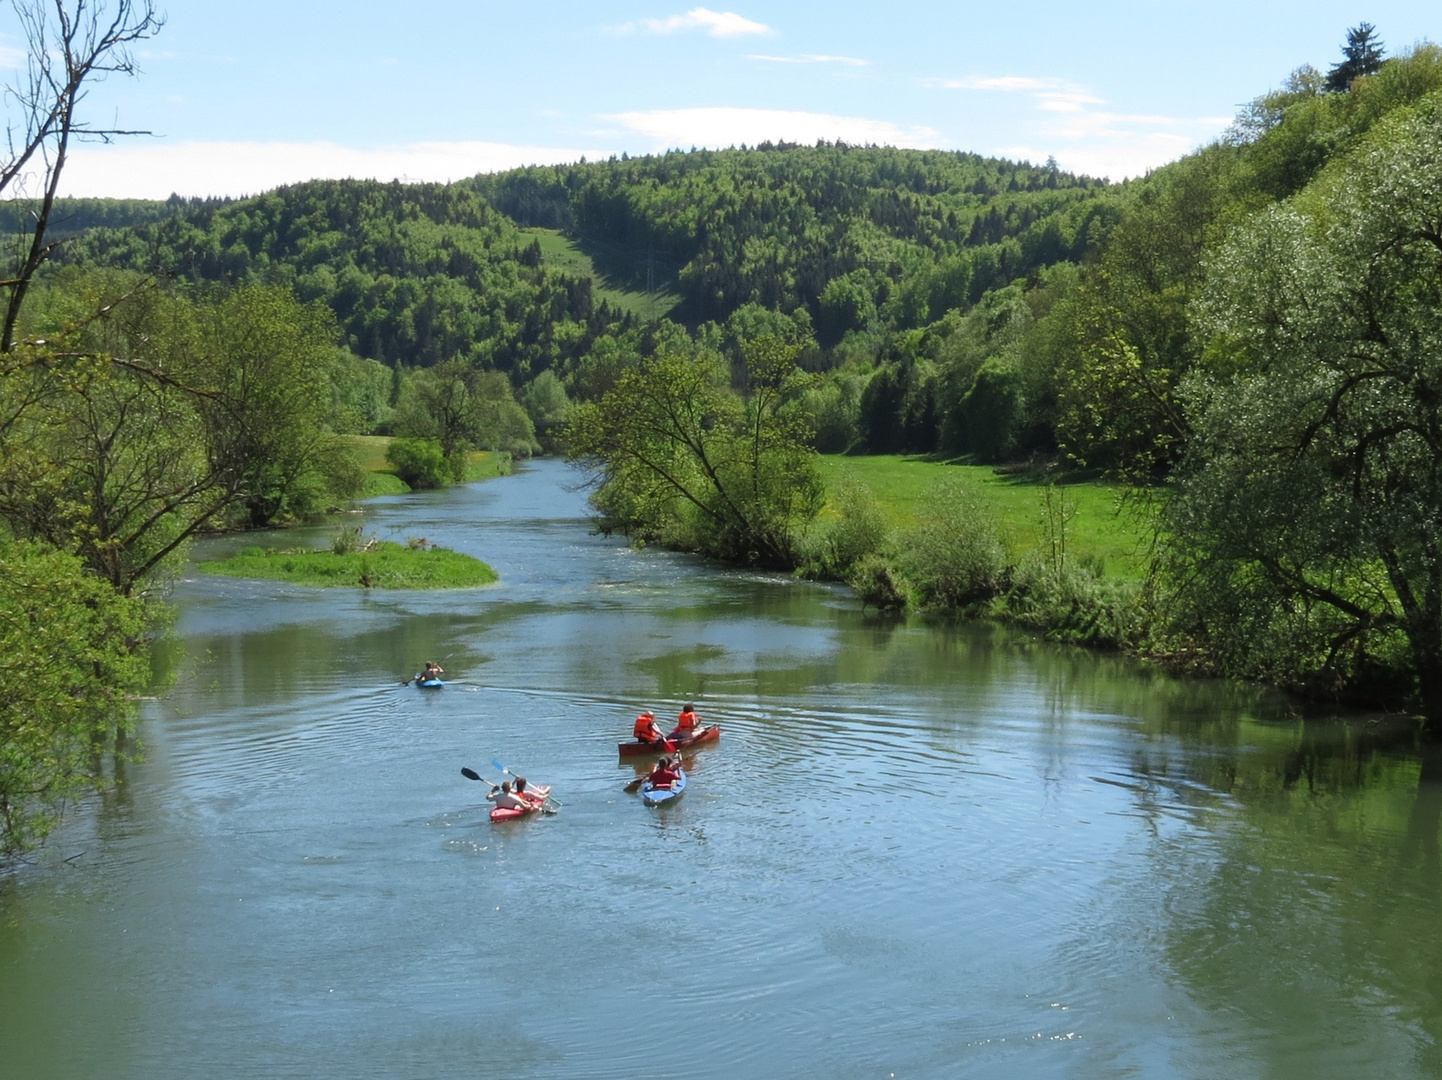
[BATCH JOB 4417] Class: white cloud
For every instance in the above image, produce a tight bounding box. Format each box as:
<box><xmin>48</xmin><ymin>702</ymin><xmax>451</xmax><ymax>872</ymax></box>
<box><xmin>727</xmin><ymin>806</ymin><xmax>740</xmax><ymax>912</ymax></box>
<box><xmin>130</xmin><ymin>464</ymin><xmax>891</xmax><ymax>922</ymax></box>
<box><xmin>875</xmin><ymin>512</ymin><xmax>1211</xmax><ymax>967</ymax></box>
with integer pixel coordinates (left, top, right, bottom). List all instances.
<box><xmin>604</xmin><ymin>107</ymin><xmax>939</xmax><ymax>150</ymax></box>
<box><xmin>58</xmin><ymin>139</ymin><xmax>613</xmax><ymax>199</ymax></box>
<box><xmin>934</xmin><ymin>72</ymin><xmax>1228</xmax><ymax>179</ymax></box>
<box><xmin>630</xmin><ymin>8</ymin><xmax>773</xmax><ymax>38</ymax></box>
<box><xmin>749</xmin><ymin>54</ymin><xmax>869</xmax><ymax>66</ymax></box>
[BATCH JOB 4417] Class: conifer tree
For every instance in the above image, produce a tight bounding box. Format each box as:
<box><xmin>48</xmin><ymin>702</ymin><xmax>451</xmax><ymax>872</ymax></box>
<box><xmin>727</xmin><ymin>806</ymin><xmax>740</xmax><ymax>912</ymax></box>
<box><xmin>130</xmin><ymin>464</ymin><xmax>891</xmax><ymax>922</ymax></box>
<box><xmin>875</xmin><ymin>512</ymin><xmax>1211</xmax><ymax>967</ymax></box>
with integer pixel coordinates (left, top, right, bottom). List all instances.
<box><xmin>1324</xmin><ymin>23</ymin><xmax>1385</xmax><ymax>92</ymax></box>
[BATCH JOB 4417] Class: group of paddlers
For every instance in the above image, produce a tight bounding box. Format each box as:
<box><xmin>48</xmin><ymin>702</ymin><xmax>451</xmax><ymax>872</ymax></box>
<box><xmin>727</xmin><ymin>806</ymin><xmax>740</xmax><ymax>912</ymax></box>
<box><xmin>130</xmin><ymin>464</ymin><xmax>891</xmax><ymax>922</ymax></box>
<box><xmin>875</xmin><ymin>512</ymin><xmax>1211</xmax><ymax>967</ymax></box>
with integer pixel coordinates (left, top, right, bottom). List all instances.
<box><xmin>633</xmin><ymin>704</ymin><xmax>703</xmax><ymax>790</ymax></box>
<box><xmin>632</xmin><ymin>703</ymin><xmax>701</xmax><ymax>747</ymax></box>
<box><xmin>486</xmin><ymin>774</ymin><xmax>547</xmax><ymax>812</ymax></box>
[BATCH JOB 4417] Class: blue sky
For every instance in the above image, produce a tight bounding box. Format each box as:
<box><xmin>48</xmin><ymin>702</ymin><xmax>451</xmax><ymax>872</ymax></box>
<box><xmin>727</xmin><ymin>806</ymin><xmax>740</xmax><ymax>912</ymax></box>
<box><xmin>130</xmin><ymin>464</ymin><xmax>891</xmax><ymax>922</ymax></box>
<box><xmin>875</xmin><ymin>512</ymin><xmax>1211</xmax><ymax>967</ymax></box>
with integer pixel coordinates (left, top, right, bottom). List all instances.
<box><xmin>4</xmin><ymin>1</ymin><xmax>1437</xmax><ymax>198</ymax></box>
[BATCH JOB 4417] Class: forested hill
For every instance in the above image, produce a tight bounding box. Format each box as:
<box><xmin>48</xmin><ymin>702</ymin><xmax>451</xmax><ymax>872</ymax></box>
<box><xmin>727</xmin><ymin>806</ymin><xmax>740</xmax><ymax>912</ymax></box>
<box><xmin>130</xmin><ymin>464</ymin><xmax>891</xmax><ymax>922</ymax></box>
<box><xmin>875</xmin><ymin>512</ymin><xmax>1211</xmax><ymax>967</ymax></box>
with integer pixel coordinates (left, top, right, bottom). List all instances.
<box><xmin>470</xmin><ymin>144</ymin><xmax>1115</xmax><ymax>333</ymax></box>
<box><xmin>0</xmin><ymin>194</ymin><xmax>229</xmax><ymax>240</ymax></box>
<box><xmin>59</xmin><ymin>179</ymin><xmax>640</xmax><ymax>378</ymax></box>
<box><xmin>54</xmin><ymin>146</ymin><xmax>1114</xmax><ymax>376</ymax></box>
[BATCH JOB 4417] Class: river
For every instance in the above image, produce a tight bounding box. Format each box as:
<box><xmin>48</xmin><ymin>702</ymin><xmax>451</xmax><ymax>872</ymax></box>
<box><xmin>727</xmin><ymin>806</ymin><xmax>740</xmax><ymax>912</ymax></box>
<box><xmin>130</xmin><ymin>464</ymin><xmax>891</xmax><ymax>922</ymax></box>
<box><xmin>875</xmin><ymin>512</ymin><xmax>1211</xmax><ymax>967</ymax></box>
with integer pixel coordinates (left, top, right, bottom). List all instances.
<box><xmin>3</xmin><ymin>459</ymin><xmax>1441</xmax><ymax>1079</ymax></box>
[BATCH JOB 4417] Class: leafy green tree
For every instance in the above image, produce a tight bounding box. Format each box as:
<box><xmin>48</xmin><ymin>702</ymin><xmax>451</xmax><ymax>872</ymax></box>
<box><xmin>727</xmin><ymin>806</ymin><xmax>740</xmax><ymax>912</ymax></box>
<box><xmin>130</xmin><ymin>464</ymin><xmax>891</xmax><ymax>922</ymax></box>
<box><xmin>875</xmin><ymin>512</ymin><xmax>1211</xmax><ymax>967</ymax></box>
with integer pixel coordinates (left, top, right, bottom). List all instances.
<box><xmin>384</xmin><ymin>437</ymin><xmax>450</xmax><ymax>489</ymax></box>
<box><xmin>566</xmin><ymin>336</ymin><xmax>822</xmax><ymax>565</ymax></box>
<box><xmin>521</xmin><ymin>369</ymin><xmax>571</xmax><ymax>451</ymax></box>
<box><xmin>0</xmin><ymin>540</ymin><xmax>148</xmax><ymax>854</ymax></box>
<box><xmin>1167</xmin><ymin>98</ymin><xmax>1442</xmax><ymax>725</ymax></box>
<box><xmin>393</xmin><ymin>357</ymin><xmax>538</xmax><ymax>462</ymax></box>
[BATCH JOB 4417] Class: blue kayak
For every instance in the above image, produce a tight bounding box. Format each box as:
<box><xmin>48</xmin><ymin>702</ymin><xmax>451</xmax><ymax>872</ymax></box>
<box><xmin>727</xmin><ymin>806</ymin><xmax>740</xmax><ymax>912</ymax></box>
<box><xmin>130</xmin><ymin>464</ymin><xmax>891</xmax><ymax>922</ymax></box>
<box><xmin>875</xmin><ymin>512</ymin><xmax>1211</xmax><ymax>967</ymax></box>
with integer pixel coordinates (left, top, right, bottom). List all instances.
<box><xmin>641</xmin><ymin>768</ymin><xmax>686</xmax><ymax>806</ymax></box>
<box><xmin>415</xmin><ymin>678</ymin><xmax>444</xmax><ymax>689</ymax></box>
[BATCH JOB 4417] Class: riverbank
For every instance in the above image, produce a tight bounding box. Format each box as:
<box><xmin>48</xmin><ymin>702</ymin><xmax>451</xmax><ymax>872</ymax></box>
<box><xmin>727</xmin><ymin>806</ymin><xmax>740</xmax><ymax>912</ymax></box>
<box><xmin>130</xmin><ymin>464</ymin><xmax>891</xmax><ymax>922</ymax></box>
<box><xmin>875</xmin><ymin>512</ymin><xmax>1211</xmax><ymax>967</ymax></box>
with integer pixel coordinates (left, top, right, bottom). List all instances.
<box><xmin>808</xmin><ymin>455</ymin><xmax>1153</xmax><ymax>649</ymax></box>
<box><xmin>197</xmin><ymin>539</ymin><xmax>497</xmax><ymax>589</ymax></box>
<box><xmin>345</xmin><ymin>436</ymin><xmax>513</xmax><ymax>497</ymax></box>
<box><xmin>820</xmin><ymin>455</ymin><xmax>1151</xmax><ymax>581</ymax></box>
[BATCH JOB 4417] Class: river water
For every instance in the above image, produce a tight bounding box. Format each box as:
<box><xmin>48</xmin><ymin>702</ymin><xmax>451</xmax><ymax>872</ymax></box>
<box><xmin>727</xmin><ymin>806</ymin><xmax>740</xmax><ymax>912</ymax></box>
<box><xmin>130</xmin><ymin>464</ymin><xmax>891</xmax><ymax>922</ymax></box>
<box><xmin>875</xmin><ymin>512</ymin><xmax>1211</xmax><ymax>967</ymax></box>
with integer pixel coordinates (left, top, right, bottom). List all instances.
<box><xmin>4</xmin><ymin>460</ymin><xmax>1442</xmax><ymax>1079</ymax></box>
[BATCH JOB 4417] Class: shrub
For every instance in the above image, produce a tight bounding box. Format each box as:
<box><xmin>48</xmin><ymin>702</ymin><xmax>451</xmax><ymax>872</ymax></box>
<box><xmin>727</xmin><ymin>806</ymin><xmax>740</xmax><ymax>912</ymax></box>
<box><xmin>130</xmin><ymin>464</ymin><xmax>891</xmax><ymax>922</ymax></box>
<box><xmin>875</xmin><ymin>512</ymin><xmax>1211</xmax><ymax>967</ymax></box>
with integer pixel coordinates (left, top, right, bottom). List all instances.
<box><xmin>797</xmin><ymin>480</ymin><xmax>888</xmax><ymax>579</ymax></box>
<box><xmin>894</xmin><ymin>481</ymin><xmax>1008</xmax><ymax>609</ymax></box>
<box><xmin>385</xmin><ymin>438</ymin><xmax>450</xmax><ymax>489</ymax></box>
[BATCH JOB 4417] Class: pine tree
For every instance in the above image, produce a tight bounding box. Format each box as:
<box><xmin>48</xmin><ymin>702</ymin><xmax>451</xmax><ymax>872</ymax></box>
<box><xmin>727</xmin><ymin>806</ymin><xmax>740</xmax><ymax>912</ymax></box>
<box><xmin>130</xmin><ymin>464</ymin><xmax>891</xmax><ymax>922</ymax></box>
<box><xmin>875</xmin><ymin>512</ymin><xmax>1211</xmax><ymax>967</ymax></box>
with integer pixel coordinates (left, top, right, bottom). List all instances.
<box><xmin>1325</xmin><ymin>23</ymin><xmax>1385</xmax><ymax>92</ymax></box>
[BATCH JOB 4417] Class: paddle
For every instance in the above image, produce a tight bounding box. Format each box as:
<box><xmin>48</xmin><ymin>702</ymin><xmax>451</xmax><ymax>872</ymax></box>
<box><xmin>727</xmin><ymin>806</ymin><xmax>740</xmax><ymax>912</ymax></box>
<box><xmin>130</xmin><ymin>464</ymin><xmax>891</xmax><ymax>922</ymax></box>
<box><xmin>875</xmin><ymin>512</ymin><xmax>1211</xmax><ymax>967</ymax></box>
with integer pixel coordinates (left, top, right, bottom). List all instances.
<box><xmin>462</xmin><ymin>766</ymin><xmax>555</xmax><ymax>815</ymax></box>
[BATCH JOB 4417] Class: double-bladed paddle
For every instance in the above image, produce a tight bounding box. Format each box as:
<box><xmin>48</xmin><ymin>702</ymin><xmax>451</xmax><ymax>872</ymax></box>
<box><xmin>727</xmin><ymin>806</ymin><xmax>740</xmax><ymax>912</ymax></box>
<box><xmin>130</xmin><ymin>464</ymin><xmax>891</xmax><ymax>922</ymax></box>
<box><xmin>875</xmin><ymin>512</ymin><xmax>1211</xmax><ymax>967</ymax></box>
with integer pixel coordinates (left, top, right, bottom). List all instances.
<box><xmin>485</xmin><ymin>760</ymin><xmax>560</xmax><ymax>812</ymax></box>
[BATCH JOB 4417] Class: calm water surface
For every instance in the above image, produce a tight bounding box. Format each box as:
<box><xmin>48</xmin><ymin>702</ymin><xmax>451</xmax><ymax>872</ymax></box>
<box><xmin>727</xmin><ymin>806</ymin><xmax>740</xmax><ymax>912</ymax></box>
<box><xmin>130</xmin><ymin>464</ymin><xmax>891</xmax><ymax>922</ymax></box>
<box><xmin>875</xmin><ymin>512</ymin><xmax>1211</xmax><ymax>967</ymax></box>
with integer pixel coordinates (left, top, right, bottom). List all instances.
<box><xmin>4</xmin><ymin>460</ymin><xmax>1442</xmax><ymax>1079</ymax></box>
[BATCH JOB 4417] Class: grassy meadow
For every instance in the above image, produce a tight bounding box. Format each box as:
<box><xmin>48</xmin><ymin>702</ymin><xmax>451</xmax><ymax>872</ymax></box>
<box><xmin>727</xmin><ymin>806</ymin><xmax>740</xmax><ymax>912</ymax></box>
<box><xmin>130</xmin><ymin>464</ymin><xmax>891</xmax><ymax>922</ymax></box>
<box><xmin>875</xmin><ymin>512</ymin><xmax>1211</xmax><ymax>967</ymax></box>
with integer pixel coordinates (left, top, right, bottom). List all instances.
<box><xmin>198</xmin><ymin>541</ymin><xmax>498</xmax><ymax>590</ymax></box>
<box><xmin>519</xmin><ymin>227</ymin><xmax>682</xmax><ymax>322</ymax></box>
<box><xmin>820</xmin><ymin>455</ymin><xmax>1155</xmax><ymax>581</ymax></box>
<box><xmin>343</xmin><ymin>436</ymin><xmax>512</xmax><ymax>494</ymax></box>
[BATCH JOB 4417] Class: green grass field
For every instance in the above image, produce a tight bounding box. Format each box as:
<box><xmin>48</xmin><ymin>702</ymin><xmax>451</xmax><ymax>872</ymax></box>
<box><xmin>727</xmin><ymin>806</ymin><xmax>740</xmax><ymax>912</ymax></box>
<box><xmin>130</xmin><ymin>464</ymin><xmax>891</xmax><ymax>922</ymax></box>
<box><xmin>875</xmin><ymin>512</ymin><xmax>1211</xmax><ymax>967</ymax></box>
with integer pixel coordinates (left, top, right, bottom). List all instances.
<box><xmin>821</xmin><ymin>455</ymin><xmax>1156</xmax><ymax>580</ymax></box>
<box><xmin>340</xmin><ymin>436</ymin><xmax>510</xmax><ymax>493</ymax></box>
<box><xmin>520</xmin><ymin>227</ymin><xmax>682</xmax><ymax>321</ymax></box>
<box><xmin>198</xmin><ymin>541</ymin><xmax>498</xmax><ymax>589</ymax></box>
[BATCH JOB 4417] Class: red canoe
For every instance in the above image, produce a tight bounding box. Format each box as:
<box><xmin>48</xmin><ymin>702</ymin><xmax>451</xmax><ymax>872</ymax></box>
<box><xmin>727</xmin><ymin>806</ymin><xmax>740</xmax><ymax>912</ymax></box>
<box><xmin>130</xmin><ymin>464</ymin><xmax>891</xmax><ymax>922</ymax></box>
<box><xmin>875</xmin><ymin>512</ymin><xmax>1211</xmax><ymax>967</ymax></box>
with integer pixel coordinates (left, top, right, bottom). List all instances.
<box><xmin>617</xmin><ymin>724</ymin><xmax>721</xmax><ymax>757</ymax></box>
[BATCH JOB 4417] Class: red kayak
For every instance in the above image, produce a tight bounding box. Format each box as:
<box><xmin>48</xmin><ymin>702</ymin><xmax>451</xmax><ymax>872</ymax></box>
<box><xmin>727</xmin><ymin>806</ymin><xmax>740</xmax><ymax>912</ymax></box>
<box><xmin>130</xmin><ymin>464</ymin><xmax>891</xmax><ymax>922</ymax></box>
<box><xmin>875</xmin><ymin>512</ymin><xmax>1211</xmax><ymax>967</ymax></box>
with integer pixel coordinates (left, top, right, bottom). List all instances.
<box><xmin>617</xmin><ymin>724</ymin><xmax>720</xmax><ymax>757</ymax></box>
<box><xmin>489</xmin><ymin>786</ymin><xmax>551</xmax><ymax>822</ymax></box>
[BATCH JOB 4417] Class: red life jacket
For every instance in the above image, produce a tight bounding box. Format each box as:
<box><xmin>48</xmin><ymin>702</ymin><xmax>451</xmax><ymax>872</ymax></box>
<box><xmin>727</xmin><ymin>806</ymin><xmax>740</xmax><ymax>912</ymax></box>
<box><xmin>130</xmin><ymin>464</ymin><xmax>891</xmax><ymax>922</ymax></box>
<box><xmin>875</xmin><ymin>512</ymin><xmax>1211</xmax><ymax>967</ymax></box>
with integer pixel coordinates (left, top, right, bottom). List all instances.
<box><xmin>634</xmin><ymin>715</ymin><xmax>660</xmax><ymax>741</ymax></box>
<box><xmin>650</xmin><ymin>767</ymin><xmax>679</xmax><ymax>787</ymax></box>
<box><xmin>675</xmin><ymin>709</ymin><xmax>699</xmax><ymax>732</ymax></box>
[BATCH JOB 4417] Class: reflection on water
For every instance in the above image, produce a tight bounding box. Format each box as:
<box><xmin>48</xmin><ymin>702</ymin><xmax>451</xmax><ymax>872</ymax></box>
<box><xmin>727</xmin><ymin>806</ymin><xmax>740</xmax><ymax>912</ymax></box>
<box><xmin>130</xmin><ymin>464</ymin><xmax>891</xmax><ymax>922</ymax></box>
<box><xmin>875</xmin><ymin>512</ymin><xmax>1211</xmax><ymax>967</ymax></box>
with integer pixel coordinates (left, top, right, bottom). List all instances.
<box><xmin>3</xmin><ymin>460</ymin><xmax>1441</xmax><ymax>1079</ymax></box>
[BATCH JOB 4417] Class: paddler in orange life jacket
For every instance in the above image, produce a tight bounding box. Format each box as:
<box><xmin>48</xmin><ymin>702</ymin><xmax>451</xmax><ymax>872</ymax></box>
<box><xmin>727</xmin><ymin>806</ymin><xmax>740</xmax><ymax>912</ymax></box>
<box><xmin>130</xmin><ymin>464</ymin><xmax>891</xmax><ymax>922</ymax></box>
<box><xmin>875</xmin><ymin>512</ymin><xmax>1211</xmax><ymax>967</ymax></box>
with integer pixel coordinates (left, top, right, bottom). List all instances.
<box><xmin>633</xmin><ymin>710</ymin><xmax>666</xmax><ymax>746</ymax></box>
<box><xmin>669</xmin><ymin>703</ymin><xmax>701</xmax><ymax>743</ymax></box>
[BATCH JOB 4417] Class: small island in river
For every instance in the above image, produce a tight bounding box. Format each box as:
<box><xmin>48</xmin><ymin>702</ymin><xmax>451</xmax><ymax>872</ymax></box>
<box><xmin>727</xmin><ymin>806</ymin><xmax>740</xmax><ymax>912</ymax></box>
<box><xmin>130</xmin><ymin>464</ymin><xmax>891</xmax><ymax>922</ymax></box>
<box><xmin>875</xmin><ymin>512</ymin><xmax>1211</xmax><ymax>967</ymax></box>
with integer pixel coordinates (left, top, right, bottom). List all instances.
<box><xmin>198</xmin><ymin>540</ymin><xmax>497</xmax><ymax>590</ymax></box>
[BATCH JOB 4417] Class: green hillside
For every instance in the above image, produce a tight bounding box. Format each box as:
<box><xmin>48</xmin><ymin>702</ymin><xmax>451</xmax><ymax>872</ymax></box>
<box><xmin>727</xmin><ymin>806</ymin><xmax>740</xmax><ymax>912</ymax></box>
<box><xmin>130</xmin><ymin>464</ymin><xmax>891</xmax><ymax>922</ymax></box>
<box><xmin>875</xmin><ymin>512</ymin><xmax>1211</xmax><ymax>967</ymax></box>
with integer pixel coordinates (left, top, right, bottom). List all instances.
<box><xmin>518</xmin><ymin>227</ymin><xmax>681</xmax><ymax>322</ymax></box>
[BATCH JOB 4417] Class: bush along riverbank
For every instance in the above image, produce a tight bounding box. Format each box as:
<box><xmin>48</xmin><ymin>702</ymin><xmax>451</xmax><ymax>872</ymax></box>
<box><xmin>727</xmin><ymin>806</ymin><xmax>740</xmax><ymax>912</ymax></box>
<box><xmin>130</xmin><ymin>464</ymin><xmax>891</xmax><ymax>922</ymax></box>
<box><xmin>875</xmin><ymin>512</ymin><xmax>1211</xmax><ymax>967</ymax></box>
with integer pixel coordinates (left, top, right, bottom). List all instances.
<box><xmin>798</xmin><ymin>469</ymin><xmax>1146</xmax><ymax>651</ymax></box>
<box><xmin>198</xmin><ymin>529</ymin><xmax>498</xmax><ymax>590</ymax></box>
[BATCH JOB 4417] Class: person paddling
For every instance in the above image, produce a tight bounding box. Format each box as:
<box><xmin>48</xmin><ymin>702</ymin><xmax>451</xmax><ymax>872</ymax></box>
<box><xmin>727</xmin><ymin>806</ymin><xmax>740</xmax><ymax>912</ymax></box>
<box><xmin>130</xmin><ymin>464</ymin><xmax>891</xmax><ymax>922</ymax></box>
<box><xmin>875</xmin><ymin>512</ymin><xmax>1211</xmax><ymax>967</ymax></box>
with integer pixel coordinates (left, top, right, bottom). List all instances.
<box><xmin>417</xmin><ymin>661</ymin><xmax>443</xmax><ymax>682</ymax></box>
<box><xmin>647</xmin><ymin>755</ymin><xmax>681</xmax><ymax>789</ymax></box>
<box><xmin>512</xmin><ymin>776</ymin><xmax>547</xmax><ymax>809</ymax></box>
<box><xmin>669</xmin><ymin>703</ymin><xmax>701</xmax><ymax>744</ymax></box>
<box><xmin>487</xmin><ymin>780</ymin><xmax>531</xmax><ymax>812</ymax></box>
<box><xmin>633</xmin><ymin>710</ymin><xmax>667</xmax><ymax>747</ymax></box>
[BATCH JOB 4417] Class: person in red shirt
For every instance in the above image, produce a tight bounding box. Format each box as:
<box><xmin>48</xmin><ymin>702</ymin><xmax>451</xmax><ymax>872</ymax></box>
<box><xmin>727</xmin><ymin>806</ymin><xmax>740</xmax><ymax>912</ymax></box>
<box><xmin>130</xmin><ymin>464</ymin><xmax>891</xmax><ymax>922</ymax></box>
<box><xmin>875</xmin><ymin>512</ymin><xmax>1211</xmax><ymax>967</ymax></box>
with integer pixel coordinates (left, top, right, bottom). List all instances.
<box><xmin>647</xmin><ymin>756</ymin><xmax>680</xmax><ymax>789</ymax></box>
<box><xmin>669</xmin><ymin>703</ymin><xmax>700</xmax><ymax>743</ymax></box>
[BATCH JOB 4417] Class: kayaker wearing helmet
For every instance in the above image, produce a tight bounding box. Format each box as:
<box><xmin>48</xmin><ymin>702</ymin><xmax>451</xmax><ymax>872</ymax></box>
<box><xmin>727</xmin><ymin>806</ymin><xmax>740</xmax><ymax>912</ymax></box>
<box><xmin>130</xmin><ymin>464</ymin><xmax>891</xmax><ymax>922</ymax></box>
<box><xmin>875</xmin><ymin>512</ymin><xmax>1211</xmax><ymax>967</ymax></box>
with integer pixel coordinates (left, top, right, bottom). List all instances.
<box><xmin>633</xmin><ymin>710</ymin><xmax>665</xmax><ymax>746</ymax></box>
<box><xmin>669</xmin><ymin>703</ymin><xmax>700</xmax><ymax>743</ymax></box>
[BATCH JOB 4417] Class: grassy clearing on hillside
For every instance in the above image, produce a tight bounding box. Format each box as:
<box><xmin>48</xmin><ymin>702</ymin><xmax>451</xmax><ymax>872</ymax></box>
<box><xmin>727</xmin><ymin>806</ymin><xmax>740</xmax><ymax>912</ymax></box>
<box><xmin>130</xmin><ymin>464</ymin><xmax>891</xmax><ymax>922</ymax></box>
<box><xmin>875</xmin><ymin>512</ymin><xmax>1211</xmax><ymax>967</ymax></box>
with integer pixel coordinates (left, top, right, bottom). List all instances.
<box><xmin>820</xmin><ymin>456</ymin><xmax>1155</xmax><ymax>581</ymax></box>
<box><xmin>199</xmin><ymin>541</ymin><xmax>497</xmax><ymax>589</ymax></box>
<box><xmin>521</xmin><ymin>227</ymin><xmax>682</xmax><ymax>321</ymax></box>
<box><xmin>341</xmin><ymin>436</ymin><xmax>510</xmax><ymax>493</ymax></box>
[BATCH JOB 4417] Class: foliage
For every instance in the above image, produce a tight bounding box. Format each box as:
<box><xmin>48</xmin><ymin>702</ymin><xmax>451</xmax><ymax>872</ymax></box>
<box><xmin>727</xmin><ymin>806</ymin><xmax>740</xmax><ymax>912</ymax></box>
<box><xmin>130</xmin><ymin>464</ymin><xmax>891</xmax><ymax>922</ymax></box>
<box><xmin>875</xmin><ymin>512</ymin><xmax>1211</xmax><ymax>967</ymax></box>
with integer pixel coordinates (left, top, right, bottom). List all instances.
<box><xmin>1326</xmin><ymin>23</ymin><xmax>1386</xmax><ymax>92</ymax></box>
<box><xmin>521</xmin><ymin>369</ymin><xmax>571</xmax><ymax>451</ymax></box>
<box><xmin>566</xmin><ymin>336</ymin><xmax>823</xmax><ymax>565</ymax></box>
<box><xmin>198</xmin><ymin>540</ymin><xmax>498</xmax><ymax>590</ymax></box>
<box><xmin>1165</xmin><ymin>95</ymin><xmax>1442</xmax><ymax>723</ymax></box>
<box><xmin>0</xmin><ymin>540</ymin><xmax>149</xmax><ymax>855</ymax></box>
<box><xmin>797</xmin><ymin>479</ymin><xmax>889</xmax><ymax>580</ymax></box>
<box><xmin>476</xmin><ymin>144</ymin><xmax>1113</xmax><ymax>328</ymax></box>
<box><xmin>392</xmin><ymin>357</ymin><xmax>539</xmax><ymax>460</ymax></box>
<box><xmin>385</xmin><ymin>438</ymin><xmax>451</xmax><ymax>489</ymax></box>
<box><xmin>0</xmin><ymin>0</ymin><xmax>163</xmax><ymax>351</ymax></box>
<box><xmin>0</xmin><ymin>277</ymin><xmax>364</xmax><ymax>594</ymax></box>
<box><xmin>60</xmin><ymin>179</ymin><xmax>636</xmax><ymax>379</ymax></box>
<box><xmin>893</xmin><ymin>481</ymin><xmax>1008</xmax><ymax>609</ymax></box>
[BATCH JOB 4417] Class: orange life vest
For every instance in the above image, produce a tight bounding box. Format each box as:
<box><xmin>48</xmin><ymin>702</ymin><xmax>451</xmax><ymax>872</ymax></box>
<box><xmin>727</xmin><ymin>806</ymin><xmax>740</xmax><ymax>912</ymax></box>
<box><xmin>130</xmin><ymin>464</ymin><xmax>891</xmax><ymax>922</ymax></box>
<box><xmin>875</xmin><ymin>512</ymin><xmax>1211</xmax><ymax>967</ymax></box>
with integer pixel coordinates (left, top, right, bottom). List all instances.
<box><xmin>675</xmin><ymin>709</ymin><xmax>699</xmax><ymax>732</ymax></box>
<box><xmin>634</xmin><ymin>715</ymin><xmax>660</xmax><ymax>741</ymax></box>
